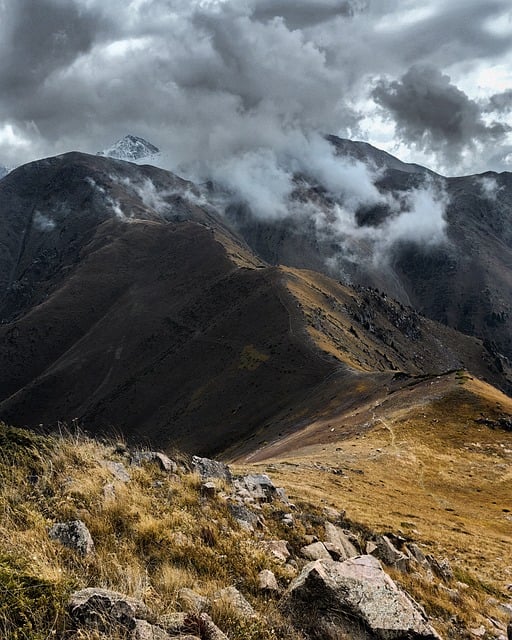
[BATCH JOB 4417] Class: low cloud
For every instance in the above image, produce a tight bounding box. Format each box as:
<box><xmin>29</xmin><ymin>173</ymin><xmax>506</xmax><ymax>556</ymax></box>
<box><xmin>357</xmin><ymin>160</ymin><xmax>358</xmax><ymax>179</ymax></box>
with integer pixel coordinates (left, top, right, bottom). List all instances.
<box><xmin>33</xmin><ymin>211</ymin><xmax>56</xmax><ymax>231</ymax></box>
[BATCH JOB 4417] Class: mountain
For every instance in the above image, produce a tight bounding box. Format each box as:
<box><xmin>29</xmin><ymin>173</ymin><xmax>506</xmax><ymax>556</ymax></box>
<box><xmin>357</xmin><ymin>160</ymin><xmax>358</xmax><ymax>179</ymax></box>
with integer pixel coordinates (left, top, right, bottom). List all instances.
<box><xmin>226</xmin><ymin>135</ymin><xmax>512</xmax><ymax>364</ymax></box>
<box><xmin>98</xmin><ymin>134</ymin><xmax>160</xmax><ymax>161</ymax></box>
<box><xmin>0</xmin><ymin>151</ymin><xmax>511</xmax><ymax>456</ymax></box>
<box><xmin>0</xmin><ymin>165</ymin><xmax>8</xmax><ymax>179</ymax></box>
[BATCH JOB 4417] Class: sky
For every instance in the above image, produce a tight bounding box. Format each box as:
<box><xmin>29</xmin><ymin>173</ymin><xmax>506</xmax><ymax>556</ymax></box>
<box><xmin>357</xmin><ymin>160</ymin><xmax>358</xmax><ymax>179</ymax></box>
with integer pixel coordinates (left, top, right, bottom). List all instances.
<box><xmin>1</xmin><ymin>0</ymin><xmax>512</xmax><ymax>176</ymax></box>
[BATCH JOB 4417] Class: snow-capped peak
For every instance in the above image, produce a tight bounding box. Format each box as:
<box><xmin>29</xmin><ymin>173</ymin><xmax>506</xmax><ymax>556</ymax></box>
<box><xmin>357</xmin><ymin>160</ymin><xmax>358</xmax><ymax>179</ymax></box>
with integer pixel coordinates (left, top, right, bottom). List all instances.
<box><xmin>98</xmin><ymin>135</ymin><xmax>160</xmax><ymax>161</ymax></box>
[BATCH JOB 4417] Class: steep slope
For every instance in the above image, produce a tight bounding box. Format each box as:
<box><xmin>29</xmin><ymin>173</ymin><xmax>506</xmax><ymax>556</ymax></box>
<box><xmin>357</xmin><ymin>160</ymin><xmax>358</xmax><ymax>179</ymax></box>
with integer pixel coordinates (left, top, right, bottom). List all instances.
<box><xmin>225</xmin><ymin>137</ymin><xmax>512</xmax><ymax>362</ymax></box>
<box><xmin>1</xmin><ymin>152</ymin><xmax>511</xmax><ymax>456</ymax></box>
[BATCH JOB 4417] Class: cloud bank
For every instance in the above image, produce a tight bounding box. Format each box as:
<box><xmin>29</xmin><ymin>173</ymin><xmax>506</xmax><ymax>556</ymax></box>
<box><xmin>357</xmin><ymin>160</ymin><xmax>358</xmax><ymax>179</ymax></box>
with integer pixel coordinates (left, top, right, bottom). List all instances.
<box><xmin>0</xmin><ymin>0</ymin><xmax>510</xmax><ymax>175</ymax></box>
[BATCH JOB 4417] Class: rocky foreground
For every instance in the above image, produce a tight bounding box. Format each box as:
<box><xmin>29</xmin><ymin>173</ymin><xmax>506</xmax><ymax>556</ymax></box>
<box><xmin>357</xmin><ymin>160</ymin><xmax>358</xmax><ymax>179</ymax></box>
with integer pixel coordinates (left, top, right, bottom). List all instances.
<box><xmin>1</xmin><ymin>424</ymin><xmax>511</xmax><ymax>639</ymax></box>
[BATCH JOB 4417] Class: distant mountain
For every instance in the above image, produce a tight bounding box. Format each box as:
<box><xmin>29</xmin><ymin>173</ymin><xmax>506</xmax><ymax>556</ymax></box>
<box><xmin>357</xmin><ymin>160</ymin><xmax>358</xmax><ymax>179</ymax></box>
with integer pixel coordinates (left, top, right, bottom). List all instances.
<box><xmin>98</xmin><ymin>134</ymin><xmax>160</xmax><ymax>161</ymax></box>
<box><xmin>0</xmin><ymin>151</ymin><xmax>510</xmax><ymax>455</ymax></box>
<box><xmin>226</xmin><ymin>135</ymin><xmax>512</xmax><ymax>363</ymax></box>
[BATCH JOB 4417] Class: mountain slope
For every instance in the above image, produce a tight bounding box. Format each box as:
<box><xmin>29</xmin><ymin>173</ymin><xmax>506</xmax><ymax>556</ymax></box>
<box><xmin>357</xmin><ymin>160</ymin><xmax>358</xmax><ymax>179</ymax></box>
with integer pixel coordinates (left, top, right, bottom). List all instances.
<box><xmin>225</xmin><ymin>136</ymin><xmax>512</xmax><ymax>362</ymax></box>
<box><xmin>1</xmin><ymin>152</ymin><xmax>511</xmax><ymax>456</ymax></box>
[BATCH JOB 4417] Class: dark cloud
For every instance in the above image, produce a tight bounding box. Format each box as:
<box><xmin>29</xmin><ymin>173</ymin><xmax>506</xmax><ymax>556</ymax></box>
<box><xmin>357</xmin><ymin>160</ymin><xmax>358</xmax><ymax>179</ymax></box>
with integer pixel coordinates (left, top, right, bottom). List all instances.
<box><xmin>372</xmin><ymin>65</ymin><xmax>510</xmax><ymax>165</ymax></box>
<box><xmin>0</xmin><ymin>0</ymin><xmax>107</xmax><ymax>105</ymax></box>
<box><xmin>0</xmin><ymin>0</ymin><xmax>510</xmax><ymax>174</ymax></box>
<box><xmin>486</xmin><ymin>89</ymin><xmax>512</xmax><ymax>112</ymax></box>
<box><xmin>252</xmin><ymin>0</ymin><xmax>362</xmax><ymax>29</ymax></box>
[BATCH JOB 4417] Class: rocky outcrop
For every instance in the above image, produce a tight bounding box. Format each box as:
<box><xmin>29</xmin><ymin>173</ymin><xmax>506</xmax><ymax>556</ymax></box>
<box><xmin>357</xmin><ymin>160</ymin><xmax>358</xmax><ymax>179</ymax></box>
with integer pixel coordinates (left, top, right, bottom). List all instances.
<box><xmin>281</xmin><ymin>555</ymin><xmax>441</xmax><ymax>640</ymax></box>
<box><xmin>324</xmin><ymin>521</ymin><xmax>359</xmax><ymax>560</ymax></box>
<box><xmin>131</xmin><ymin>451</ymin><xmax>178</xmax><ymax>474</ymax></box>
<box><xmin>49</xmin><ymin>520</ymin><xmax>94</xmax><ymax>556</ymax></box>
<box><xmin>68</xmin><ymin>588</ymin><xmax>150</xmax><ymax>632</ymax></box>
<box><xmin>192</xmin><ymin>456</ymin><xmax>232</xmax><ymax>483</ymax></box>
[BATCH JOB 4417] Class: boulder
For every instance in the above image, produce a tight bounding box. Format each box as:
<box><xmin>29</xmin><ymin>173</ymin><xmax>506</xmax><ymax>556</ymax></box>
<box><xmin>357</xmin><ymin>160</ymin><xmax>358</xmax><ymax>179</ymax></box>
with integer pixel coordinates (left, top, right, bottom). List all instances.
<box><xmin>301</xmin><ymin>541</ymin><xmax>332</xmax><ymax>561</ymax></box>
<box><xmin>236</xmin><ymin>474</ymin><xmax>279</xmax><ymax>503</ymax></box>
<box><xmin>281</xmin><ymin>556</ymin><xmax>442</xmax><ymax>640</ymax></box>
<box><xmin>69</xmin><ymin>588</ymin><xmax>150</xmax><ymax>632</ymax></box>
<box><xmin>102</xmin><ymin>460</ymin><xmax>131</xmax><ymax>482</ymax></box>
<box><xmin>201</xmin><ymin>481</ymin><xmax>217</xmax><ymax>499</ymax></box>
<box><xmin>177</xmin><ymin>588</ymin><xmax>210</xmax><ymax>614</ymax></box>
<box><xmin>370</xmin><ymin>535</ymin><xmax>409</xmax><ymax>572</ymax></box>
<box><xmin>258</xmin><ymin>569</ymin><xmax>280</xmax><ymax>592</ymax></box>
<box><xmin>49</xmin><ymin>520</ymin><xmax>94</xmax><ymax>556</ymax></box>
<box><xmin>212</xmin><ymin>586</ymin><xmax>256</xmax><ymax>619</ymax></box>
<box><xmin>132</xmin><ymin>619</ymin><xmax>171</xmax><ymax>639</ymax></box>
<box><xmin>191</xmin><ymin>456</ymin><xmax>232</xmax><ymax>483</ymax></box>
<box><xmin>131</xmin><ymin>451</ymin><xmax>178</xmax><ymax>474</ymax></box>
<box><xmin>262</xmin><ymin>539</ymin><xmax>290</xmax><ymax>563</ymax></box>
<box><xmin>324</xmin><ymin>522</ymin><xmax>359</xmax><ymax>560</ymax></box>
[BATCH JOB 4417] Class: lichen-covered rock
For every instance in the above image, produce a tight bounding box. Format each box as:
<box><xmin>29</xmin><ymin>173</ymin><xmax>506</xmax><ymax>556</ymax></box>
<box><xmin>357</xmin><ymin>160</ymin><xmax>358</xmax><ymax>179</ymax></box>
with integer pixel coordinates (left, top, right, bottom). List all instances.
<box><xmin>191</xmin><ymin>456</ymin><xmax>232</xmax><ymax>483</ymax></box>
<box><xmin>49</xmin><ymin>520</ymin><xmax>94</xmax><ymax>556</ymax></box>
<box><xmin>281</xmin><ymin>556</ymin><xmax>442</xmax><ymax>640</ymax></box>
<box><xmin>69</xmin><ymin>588</ymin><xmax>150</xmax><ymax>632</ymax></box>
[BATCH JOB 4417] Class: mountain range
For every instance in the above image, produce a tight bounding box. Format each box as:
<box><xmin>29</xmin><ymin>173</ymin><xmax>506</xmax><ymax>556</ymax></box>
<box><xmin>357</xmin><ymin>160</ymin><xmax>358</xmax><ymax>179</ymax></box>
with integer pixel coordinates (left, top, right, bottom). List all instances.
<box><xmin>0</xmin><ymin>138</ymin><xmax>511</xmax><ymax>457</ymax></box>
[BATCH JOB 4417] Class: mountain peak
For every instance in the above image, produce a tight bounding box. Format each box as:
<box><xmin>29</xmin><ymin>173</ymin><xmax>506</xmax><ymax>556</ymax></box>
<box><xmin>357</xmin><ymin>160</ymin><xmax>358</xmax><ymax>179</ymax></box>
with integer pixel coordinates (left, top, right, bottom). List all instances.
<box><xmin>98</xmin><ymin>135</ymin><xmax>160</xmax><ymax>161</ymax></box>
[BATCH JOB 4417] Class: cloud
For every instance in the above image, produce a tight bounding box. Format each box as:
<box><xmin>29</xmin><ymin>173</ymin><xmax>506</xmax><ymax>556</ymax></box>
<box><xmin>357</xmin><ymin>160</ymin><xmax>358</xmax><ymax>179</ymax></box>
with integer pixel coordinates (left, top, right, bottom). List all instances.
<box><xmin>0</xmin><ymin>0</ymin><xmax>510</xmax><ymax>175</ymax></box>
<box><xmin>33</xmin><ymin>211</ymin><xmax>56</xmax><ymax>231</ymax></box>
<box><xmin>486</xmin><ymin>89</ymin><xmax>512</xmax><ymax>112</ymax></box>
<box><xmin>372</xmin><ymin>65</ymin><xmax>510</xmax><ymax>169</ymax></box>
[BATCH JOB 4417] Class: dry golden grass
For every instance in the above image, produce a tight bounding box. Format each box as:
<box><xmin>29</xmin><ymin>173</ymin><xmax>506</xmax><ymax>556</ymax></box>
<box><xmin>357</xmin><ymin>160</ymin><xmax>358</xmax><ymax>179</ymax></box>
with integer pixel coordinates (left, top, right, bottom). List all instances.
<box><xmin>234</xmin><ymin>374</ymin><xmax>512</xmax><ymax>635</ymax></box>
<box><xmin>0</xmin><ymin>424</ymin><xmax>304</xmax><ymax>639</ymax></box>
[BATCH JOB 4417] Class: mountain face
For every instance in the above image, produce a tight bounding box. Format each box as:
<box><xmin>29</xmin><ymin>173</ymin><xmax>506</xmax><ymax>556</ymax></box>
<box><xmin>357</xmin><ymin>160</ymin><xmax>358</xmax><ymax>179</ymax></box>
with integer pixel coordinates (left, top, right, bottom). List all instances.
<box><xmin>227</xmin><ymin>135</ymin><xmax>512</xmax><ymax>363</ymax></box>
<box><xmin>0</xmin><ymin>151</ymin><xmax>511</xmax><ymax>454</ymax></box>
<box><xmin>98</xmin><ymin>134</ymin><xmax>160</xmax><ymax>161</ymax></box>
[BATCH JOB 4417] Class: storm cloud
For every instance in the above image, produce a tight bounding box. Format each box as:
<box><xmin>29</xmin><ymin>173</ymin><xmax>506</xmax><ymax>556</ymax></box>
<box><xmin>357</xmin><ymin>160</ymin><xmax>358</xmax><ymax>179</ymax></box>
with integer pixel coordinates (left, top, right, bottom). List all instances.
<box><xmin>372</xmin><ymin>65</ymin><xmax>511</xmax><ymax>169</ymax></box>
<box><xmin>0</xmin><ymin>0</ymin><xmax>511</xmax><ymax>175</ymax></box>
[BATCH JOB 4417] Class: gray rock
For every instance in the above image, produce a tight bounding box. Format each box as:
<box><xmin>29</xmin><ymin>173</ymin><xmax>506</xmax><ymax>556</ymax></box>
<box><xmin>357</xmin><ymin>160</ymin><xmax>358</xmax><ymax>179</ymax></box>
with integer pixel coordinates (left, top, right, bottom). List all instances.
<box><xmin>426</xmin><ymin>555</ymin><xmax>453</xmax><ymax>582</ymax></box>
<box><xmin>324</xmin><ymin>522</ymin><xmax>359</xmax><ymax>560</ymax></box>
<box><xmin>301</xmin><ymin>541</ymin><xmax>332</xmax><ymax>561</ymax></box>
<box><xmin>177</xmin><ymin>588</ymin><xmax>210</xmax><ymax>614</ymax></box>
<box><xmin>201</xmin><ymin>481</ymin><xmax>217</xmax><ymax>498</ymax></box>
<box><xmin>408</xmin><ymin>543</ymin><xmax>428</xmax><ymax>565</ymax></box>
<box><xmin>370</xmin><ymin>535</ymin><xmax>409</xmax><ymax>572</ymax></box>
<box><xmin>131</xmin><ymin>451</ymin><xmax>178</xmax><ymax>473</ymax></box>
<box><xmin>199</xmin><ymin>613</ymin><xmax>230</xmax><ymax>640</ymax></box>
<box><xmin>282</xmin><ymin>556</ymin><xmax>441</xmax><ymax>640</ymax></box>
<box><xmin>191</xmin><ymin>456</ymin><xmax>232</xmax><ymax>483</ymax></box>
<box><xmin>69</xmin><ymin>588</ymin><xmax>150</xmax><ymax>632</ymax></box>
<box><xmin>49</xmin><ymin>520</ymin><xmax>94</xmax><ymax>556</ymax></box>
<box><xmin>262</xmin><ymin>539</ymin><xmax>290</xmax><ymax>563</ymax></box>
<box><xmin>132</xmin><ymin>619</ymin><xmax>171</xmax><ymax>639</ymax></box>
<box><xmin>258</xmin><ymin>569</ymin><xmax>280</xmax><ymax>592</ymax></box>
<box><xmin>236</xmin><ymin>474</ymin><xmax>278</xmax><ymax>503</ymax></box>
<box><xmin>212</xmin><ymin>586</ymin><xmax>256</xmax><ymax>618</ymax></box>
<box><xmin>228</xmin><ymin>503</ymin><xmax>263</xmax><ymax>531</ymax></box>
<box><xmin>102</xmin><ymin>460</ymin><xmax>131</xmax><ymax>482</ymax></box>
